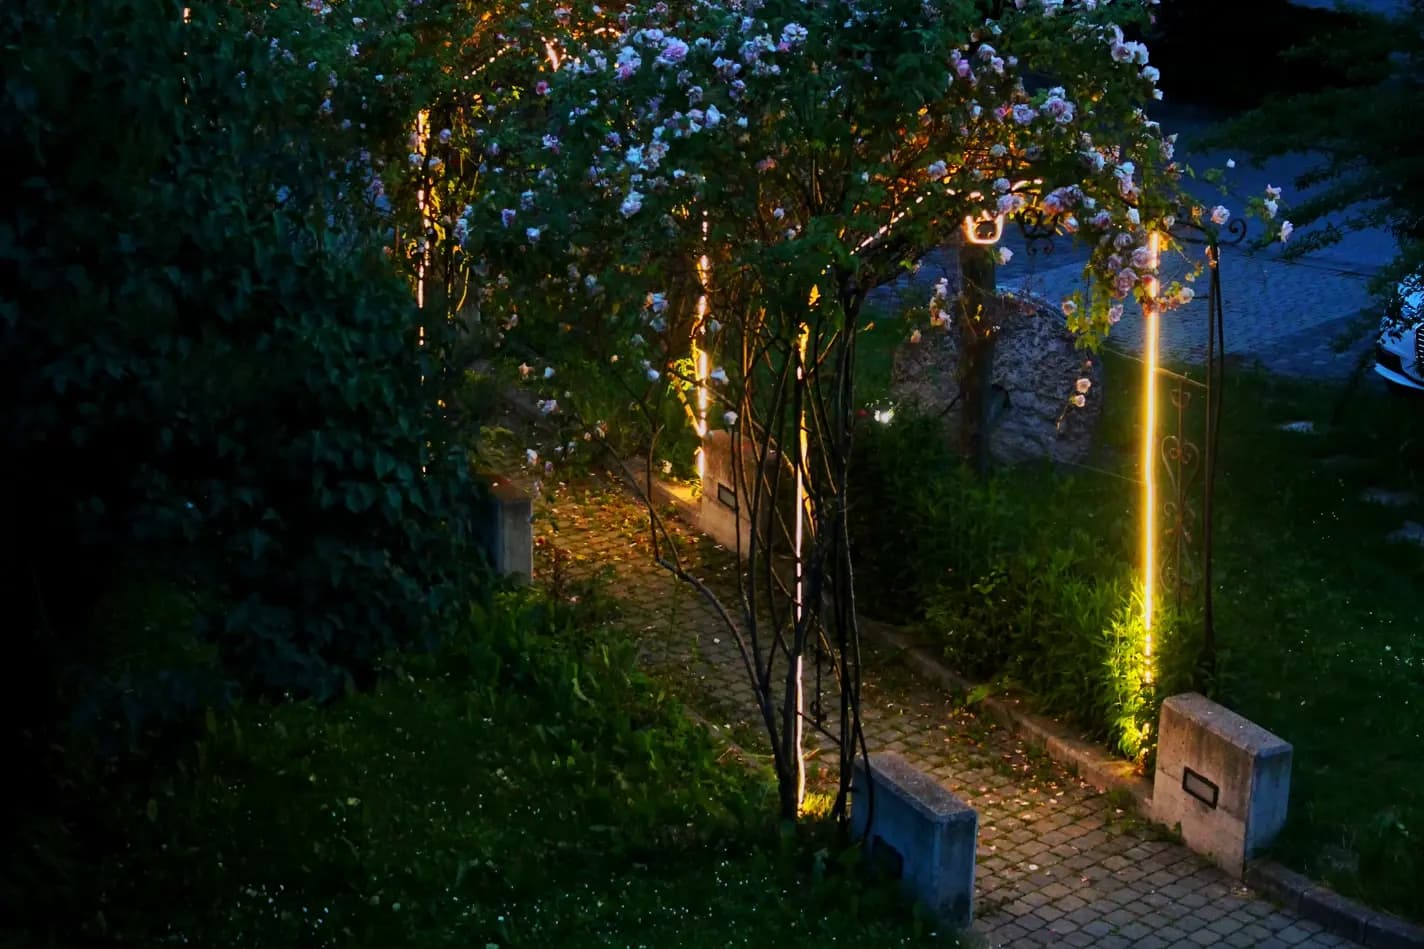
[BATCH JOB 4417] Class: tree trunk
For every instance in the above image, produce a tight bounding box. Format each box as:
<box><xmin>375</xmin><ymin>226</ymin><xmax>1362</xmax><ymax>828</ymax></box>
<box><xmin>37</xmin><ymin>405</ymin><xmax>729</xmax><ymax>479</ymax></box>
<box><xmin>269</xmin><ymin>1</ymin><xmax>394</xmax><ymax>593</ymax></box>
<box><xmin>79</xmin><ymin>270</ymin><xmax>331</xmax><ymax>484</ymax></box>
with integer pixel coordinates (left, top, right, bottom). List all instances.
<box><xmin>957</xmin><ymin>243</ymin><xmax>997</xmax><ymax>475</ymax></box>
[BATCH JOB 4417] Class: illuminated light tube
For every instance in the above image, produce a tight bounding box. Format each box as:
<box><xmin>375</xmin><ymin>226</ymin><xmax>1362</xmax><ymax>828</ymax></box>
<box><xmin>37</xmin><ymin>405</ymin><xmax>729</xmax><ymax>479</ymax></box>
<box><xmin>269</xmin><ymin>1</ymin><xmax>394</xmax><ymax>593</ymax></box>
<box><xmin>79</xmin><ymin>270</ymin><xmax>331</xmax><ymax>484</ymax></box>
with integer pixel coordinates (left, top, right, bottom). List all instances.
<box><xmin>692</xmin><ymin>339</ymin><xmax>709</xmax><ymax>478</ymax></box>
<box><xmin>695</xmin><ymin>347</ymin><xmax>709</xmax><ymax>428</ymax></box>
<box><xmin>415</xmin><ymin>110</ymin><xmax>430</xmax><ymax>315</ymax></box>
<box><xmin>793</xmin><ymin>324</ymin><xmax>809</xmax><ymax>809</ymax></box>
<box><xmin>693</xmin><ymin>229</ymin><xmax>712</xmax><ymax>480</ymax></box>
<box><xmin>1141</xmin><ymin>231</ymin><xmax>1161</xmax><ymax>684</ymax></box>
<box><xmin>963</xmin><ymin>213</ymin><xmax>1006</xmax><ymax>245</ymax></box>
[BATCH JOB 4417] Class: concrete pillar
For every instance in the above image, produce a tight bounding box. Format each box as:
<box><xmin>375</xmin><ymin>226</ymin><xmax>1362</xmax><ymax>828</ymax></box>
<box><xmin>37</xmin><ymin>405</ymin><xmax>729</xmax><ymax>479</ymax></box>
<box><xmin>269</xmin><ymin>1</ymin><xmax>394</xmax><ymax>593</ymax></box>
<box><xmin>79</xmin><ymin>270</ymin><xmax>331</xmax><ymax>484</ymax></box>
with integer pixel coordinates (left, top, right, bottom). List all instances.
<box><xmin>479</xmin><ymin>475</ymin><xmax>533</xmax><ymax>584</ymax></box>
<box><xmin>1153</xmin><ymin>692</ymin><xmax>1292</xmax><ymax>876</ymax></box>
<box><xmin>853</xmin><ymin>751</ymin><xmax>978</xmax><ymax>927</ymax></box>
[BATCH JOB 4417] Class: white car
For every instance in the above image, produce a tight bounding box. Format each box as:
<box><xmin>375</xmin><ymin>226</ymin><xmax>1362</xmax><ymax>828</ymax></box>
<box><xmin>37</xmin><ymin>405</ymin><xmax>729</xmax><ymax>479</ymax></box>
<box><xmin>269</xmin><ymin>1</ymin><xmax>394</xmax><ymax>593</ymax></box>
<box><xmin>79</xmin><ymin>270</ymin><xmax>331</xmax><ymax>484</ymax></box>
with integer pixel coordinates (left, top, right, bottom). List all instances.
<box><xmin>1374</xmin><ymin>288</ymin><xmax>1424</xmax><ymax>393</ymax></box>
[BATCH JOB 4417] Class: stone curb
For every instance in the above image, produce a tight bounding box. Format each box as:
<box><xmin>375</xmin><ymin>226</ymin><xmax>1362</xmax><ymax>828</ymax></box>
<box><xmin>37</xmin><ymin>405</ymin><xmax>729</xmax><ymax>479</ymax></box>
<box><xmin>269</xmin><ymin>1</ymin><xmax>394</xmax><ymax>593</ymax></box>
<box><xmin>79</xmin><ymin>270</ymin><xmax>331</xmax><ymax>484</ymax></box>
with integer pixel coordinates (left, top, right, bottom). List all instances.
<box><xmin>859</xmin><ymin>618</ymin><xmax>1156</xmax><ymax>810</ymax></box>
<box><xmin>1244</xmin><ymin>861</ymin><xmax>1424</xmax><ymax>949</ymax></box>
<box><xmin>614</xmin><ymin>456</ymin><xmax>701</xmax><ymax>524</ymax></box>
<box><xmin>864</xmin><ymin>618</ymin><xmax>1424</xmax><ymax>949</ymax></box>
<box><xmin>613</xmin><ymin>468</ymin><xmax>1424</xmax><ymax>947</ymax></box>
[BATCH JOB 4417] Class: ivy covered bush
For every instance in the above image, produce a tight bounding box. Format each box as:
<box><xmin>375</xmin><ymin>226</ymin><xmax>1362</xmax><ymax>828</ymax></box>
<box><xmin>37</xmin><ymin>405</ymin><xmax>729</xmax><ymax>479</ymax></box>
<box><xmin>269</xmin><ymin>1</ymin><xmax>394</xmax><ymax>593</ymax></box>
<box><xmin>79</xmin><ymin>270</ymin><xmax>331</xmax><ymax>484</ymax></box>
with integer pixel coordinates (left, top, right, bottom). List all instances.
<box><xmin>0</xmin><ymin>0</ymin><xmax>488</xmax><ymax>728</ymax></box>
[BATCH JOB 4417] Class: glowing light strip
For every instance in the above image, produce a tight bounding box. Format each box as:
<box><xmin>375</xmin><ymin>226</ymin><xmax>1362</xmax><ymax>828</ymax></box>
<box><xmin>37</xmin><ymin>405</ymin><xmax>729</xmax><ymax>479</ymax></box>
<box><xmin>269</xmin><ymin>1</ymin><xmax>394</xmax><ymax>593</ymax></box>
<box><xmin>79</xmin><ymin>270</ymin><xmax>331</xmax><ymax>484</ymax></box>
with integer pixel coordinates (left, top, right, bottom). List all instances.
<box><xmin>962</xmin><ymin>213</ymin><xmax>1006</xmax><ymax>245</ymax></box>
<box><xmin>693</xmin><ymin>219</ymin><xmax>711</xmax><ymax>479</ymax></box>
<box><xmin>1141</xmin><ymin>231</ymin><xmax>1161</xmax><ymax>683</ymax></box>
<box><xmin>415</xmin><ymin>110</ymin><xmax>429</xmax><ymax>317</ymax></box>
<box><xmin>793</xmin><ymin>323</ymin><xmax>809</xmax><ymax>808</ymax></box>
<box><xmin>695</xmin><ymin>345</ymin><xmax>709</xmax><ymax>431</ymax></box>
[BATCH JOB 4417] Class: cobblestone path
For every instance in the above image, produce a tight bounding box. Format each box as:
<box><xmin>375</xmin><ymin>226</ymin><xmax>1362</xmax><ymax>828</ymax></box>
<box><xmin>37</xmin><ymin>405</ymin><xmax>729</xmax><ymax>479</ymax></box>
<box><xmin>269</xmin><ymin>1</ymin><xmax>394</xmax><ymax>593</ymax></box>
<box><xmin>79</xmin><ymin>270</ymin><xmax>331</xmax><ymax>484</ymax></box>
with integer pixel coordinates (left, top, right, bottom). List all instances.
<box><xmin>536</xmin><ymin>477</ymin><xmax>1359</xmax><ymax>949</ymax></box>
<box><xmin>867</xmin><ymin>235</ymin><xmax>1378</xmax><ymax>382</ymax></box>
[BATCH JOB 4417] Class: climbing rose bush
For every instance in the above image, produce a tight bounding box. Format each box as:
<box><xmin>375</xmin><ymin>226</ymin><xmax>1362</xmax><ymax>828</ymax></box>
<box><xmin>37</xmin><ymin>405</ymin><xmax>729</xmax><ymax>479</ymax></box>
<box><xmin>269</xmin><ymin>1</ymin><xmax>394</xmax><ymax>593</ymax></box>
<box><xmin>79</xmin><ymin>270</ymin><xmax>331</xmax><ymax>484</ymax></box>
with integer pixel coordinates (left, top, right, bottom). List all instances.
<box><xmin>434</xmin><ymin>0</ymin><xmax>1198</xmax><ymax>425</ymax></box>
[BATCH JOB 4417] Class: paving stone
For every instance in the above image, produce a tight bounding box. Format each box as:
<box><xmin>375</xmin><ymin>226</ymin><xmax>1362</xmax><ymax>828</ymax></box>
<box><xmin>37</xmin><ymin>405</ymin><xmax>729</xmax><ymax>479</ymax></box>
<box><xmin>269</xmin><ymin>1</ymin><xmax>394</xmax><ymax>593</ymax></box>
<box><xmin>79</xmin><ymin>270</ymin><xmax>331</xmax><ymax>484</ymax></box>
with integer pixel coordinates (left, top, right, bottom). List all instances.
<box><xmin>1209</xmin><ymin>916</ymin><xmax>1243</xmax><ymax>936</ymax></box>
<box><xmin>1275</xmin><ymin>925</ymin><xmax>1318</xmax><ymax>945</ymax></box>
<box><xmin>1179</xmin><ymin>889</ymin><xmax>1213</xmax><ymax>911</ymax></box>
<box><xmin>1119</xmin><ymin>920</ymin><xmax>1154</xmax><ymax>941</ymax></box>
<box><xmin>542</xmin><ymin>480</ymin><xmax>1371</xmax><ymax>949</ymax></box>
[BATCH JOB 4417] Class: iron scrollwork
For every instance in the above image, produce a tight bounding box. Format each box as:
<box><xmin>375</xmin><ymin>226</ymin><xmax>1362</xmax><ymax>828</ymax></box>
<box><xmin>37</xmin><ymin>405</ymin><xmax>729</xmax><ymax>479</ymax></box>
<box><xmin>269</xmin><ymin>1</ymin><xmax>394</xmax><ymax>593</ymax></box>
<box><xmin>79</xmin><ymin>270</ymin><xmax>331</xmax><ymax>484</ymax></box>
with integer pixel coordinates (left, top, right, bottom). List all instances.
<box><xmin>1015</xmin><ymin>206</ymin><xmax>1062</xmax><ymax>258</ymax></box>
<box><xmin>1001</xmin><ymin>198</ymin><xmax>1243</xmax><ymax>689</ymax></box>
<box><xmin>1158</xmin><ymin>211</ymin><xmax>1247</xmax><ymax>687</ymax></box>
<box><xmin>1160</xmin><ymin>379</ymin><xmax>1205</xmax><ymax>605</ymax></box>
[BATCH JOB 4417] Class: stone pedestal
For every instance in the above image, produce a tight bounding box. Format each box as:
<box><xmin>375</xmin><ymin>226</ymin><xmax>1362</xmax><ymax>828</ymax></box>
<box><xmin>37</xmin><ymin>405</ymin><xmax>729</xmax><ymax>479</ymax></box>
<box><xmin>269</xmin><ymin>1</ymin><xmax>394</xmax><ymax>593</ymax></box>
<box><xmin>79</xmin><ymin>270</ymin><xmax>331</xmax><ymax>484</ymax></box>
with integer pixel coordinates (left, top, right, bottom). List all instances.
<box><xmin>478</xmin><ymin>475</ymin><xmax>533</xmax><ymax>584</ymax></box>
<box><xmin>1153</xmin><ymin>693</ymin><xmax>1292</xmax><ymax>876</ymax></box>
<box><xmin>852</xmin><ymin>751</ymin><xmax>978</xmax><ymax>927</ymax></box>
<box><xmin>698</xmin><ymin>430</ymin><xmax>785</xmax><ymax>555</ymax></box>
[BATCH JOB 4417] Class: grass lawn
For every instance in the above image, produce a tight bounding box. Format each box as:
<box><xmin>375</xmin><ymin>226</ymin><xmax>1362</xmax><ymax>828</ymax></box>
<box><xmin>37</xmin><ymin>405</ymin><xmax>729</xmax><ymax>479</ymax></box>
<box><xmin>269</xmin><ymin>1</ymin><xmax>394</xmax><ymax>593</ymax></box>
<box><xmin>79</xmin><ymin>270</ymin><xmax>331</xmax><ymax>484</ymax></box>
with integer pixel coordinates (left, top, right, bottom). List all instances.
<box><xmin>8</xmin><ymin>589</ymin><xmax>959</xmax><ymax>948</ymax></box>
<box><xmin>850</xmin><ymin>312</ymin><xmax>1424</xmax><ymax>918</ymax></box>
<box><xmin>1097</xmin><ymin>351</ymin><xmax>1424</xmax><ymax>916</ymax></box>
<box><xmin>1201</xmin><ymin>367</ymin><xmax>1424</xmax><ymax>916</ymax></box>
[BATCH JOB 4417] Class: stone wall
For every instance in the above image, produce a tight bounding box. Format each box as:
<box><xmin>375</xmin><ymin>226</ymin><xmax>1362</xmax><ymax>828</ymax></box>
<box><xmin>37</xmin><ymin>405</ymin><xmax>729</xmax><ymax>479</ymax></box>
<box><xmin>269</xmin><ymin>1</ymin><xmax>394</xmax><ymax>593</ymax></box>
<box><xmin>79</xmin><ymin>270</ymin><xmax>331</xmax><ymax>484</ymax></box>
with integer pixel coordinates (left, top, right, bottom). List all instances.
<box><xmin>890</xmin><ymin>291</ymin><xmax>1105</xmax><ymax>467</ymax></box>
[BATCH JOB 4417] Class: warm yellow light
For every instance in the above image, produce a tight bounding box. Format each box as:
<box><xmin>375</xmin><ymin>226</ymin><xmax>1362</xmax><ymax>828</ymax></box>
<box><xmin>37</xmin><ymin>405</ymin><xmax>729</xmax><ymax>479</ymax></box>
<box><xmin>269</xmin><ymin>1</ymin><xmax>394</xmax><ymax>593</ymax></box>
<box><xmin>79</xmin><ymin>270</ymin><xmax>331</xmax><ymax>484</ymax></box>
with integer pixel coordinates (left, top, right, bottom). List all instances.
<box><xmin>693</xmin><ymin>340</ymin><xmax>710</xmax><ymax>474</ymax></box>
<box><xmin>963</xmin><ymin>213</ymin><xmax>1006</xmax><ymax>245</ymax></box>
<box><xmin>415</xmin><ymin>110</ymin><xmax>430</xmax><ymax>314</ymax></box>
<box><xmin>793</xmin><ymin>322</ymin><xmax>810</xmax><ymax>807</ymax></box>
<box><xmin>1141</xmin><ymin>231</ymin><xmax>1161</xmax><ymax>683</ymax></box>
<box><xmin>693</xmin><ymin>229</ymin><xmax>711</xmax><ymax>480</ymax></box>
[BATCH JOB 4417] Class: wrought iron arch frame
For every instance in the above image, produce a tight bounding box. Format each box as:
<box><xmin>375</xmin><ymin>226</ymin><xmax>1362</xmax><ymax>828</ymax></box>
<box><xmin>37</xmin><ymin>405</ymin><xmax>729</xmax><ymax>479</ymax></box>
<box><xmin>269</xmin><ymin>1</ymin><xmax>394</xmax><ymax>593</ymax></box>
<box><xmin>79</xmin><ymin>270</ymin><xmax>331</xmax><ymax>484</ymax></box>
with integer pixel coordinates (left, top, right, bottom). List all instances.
<box><xmin>1008</xmin><ymin>208</ymin><xmax>1244</xmax><ymax>691</ymax></box>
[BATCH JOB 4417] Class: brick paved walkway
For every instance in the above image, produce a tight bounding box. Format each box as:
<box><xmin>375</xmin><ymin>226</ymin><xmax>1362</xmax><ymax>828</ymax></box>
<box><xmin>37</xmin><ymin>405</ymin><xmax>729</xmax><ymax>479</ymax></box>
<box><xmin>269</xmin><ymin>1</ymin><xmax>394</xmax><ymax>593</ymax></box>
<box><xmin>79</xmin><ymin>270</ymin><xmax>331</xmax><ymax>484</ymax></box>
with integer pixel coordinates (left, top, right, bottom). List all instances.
<box><xmin>868</xmin><ymin>238</ymin><xmax>1377</xmax><ymax>383</ymax></box>
<box><xmin>536</xmin><ymin>477</ymin><xmax>1360</xmax><ymax>949</ymax></box>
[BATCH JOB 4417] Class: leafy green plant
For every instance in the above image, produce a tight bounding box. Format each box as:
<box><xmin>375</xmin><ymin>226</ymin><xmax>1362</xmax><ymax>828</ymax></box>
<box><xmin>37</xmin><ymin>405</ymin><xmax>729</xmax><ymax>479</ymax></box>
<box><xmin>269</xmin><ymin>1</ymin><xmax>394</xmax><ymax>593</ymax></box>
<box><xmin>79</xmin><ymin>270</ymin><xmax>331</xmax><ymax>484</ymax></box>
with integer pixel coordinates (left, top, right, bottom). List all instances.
<box><xmin>8</xmin><ymin>589</ymin><xmax>958</xmax><ymax>947</ymax></box>
<box><xmin>850</xmin><ymin>406</ymin><xmax>1198</xmax><ymax>761</ymax></box>
<box><xmin>1</xmin><ymin>0</ymin><xmax>493</xmax><ymax>712</ymax></box>
<box><xmin>852</xmin><ymin>346</ymin><xmax>1424</xmax><ymax>919</ymax></box>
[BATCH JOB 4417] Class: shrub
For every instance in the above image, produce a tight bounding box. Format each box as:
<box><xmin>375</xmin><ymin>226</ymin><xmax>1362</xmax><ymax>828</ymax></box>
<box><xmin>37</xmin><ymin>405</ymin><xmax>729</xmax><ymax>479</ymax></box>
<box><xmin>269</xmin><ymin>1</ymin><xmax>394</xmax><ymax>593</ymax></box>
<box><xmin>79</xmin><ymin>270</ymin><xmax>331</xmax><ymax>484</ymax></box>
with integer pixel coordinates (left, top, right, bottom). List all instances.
<box><xmin>849</xmin><ymin>410</ymin><xmax>1198</xmax><ymax>760</ymax></box>
<box><xmin>7</xmin><ymin>588</ymin><xmax>945</xmax><ymax>948</ymax></box>
<box><xmin>0</xmin><ymin>0</ymin><xmax>488</xmax><ymax>716</ymax></box>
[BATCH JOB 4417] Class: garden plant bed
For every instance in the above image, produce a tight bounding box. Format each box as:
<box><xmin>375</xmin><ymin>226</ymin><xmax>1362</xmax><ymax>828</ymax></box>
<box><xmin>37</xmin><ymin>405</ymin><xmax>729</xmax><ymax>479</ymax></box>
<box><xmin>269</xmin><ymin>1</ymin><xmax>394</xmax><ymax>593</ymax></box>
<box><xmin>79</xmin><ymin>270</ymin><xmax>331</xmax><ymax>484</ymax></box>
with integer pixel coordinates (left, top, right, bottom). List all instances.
<box><xmin>9</xmin><ymin>587</ymin><xmax>948</xmax><ymax>947</ymax></box>
<box><xmin>851</xmin><ymin>337</ymin><xmax>1424</xmax><ymax>922</ymax></box>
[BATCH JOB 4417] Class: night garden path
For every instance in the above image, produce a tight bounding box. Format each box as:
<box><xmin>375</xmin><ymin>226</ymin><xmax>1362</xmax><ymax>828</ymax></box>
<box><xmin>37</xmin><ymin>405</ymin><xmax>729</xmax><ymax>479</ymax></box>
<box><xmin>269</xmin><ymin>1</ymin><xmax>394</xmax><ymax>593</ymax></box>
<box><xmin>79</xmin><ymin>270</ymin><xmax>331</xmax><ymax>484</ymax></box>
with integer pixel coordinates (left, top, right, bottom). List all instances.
<box><xmin>535</xmin><ymin>475</ymin><xmax>1358</xmax><ymax>949</ymax></box>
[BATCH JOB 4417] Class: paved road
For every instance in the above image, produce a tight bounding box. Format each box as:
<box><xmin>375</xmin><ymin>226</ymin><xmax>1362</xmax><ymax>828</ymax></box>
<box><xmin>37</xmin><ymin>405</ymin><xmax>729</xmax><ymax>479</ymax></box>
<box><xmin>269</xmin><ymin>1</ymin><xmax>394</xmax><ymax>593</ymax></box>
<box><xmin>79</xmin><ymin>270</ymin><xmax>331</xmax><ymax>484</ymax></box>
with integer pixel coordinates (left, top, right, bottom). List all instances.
<box><xmin>867</xmin><ymin>105</ymin><xmax>1391</xmax><ymax>383</ymax></box>
<box><xmin>539</xmin><ymin>478</ymin><xmax>1361</xmax><ymax>949</ymax></box>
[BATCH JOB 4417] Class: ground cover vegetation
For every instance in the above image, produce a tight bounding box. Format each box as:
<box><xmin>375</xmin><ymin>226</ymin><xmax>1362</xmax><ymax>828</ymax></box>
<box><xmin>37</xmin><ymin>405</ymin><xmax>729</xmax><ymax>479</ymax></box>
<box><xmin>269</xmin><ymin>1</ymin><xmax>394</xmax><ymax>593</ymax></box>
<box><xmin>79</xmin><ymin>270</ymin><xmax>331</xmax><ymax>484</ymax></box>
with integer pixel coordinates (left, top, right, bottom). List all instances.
<box><xmin>9</xmin><ymin>584</ymin><xmax>955</xmax><ymax>947</ymax></box>
<box><xmin>849</xmin><ymin>328</ymin><xmax>1424</xmax><ymax>919</ymax></box>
